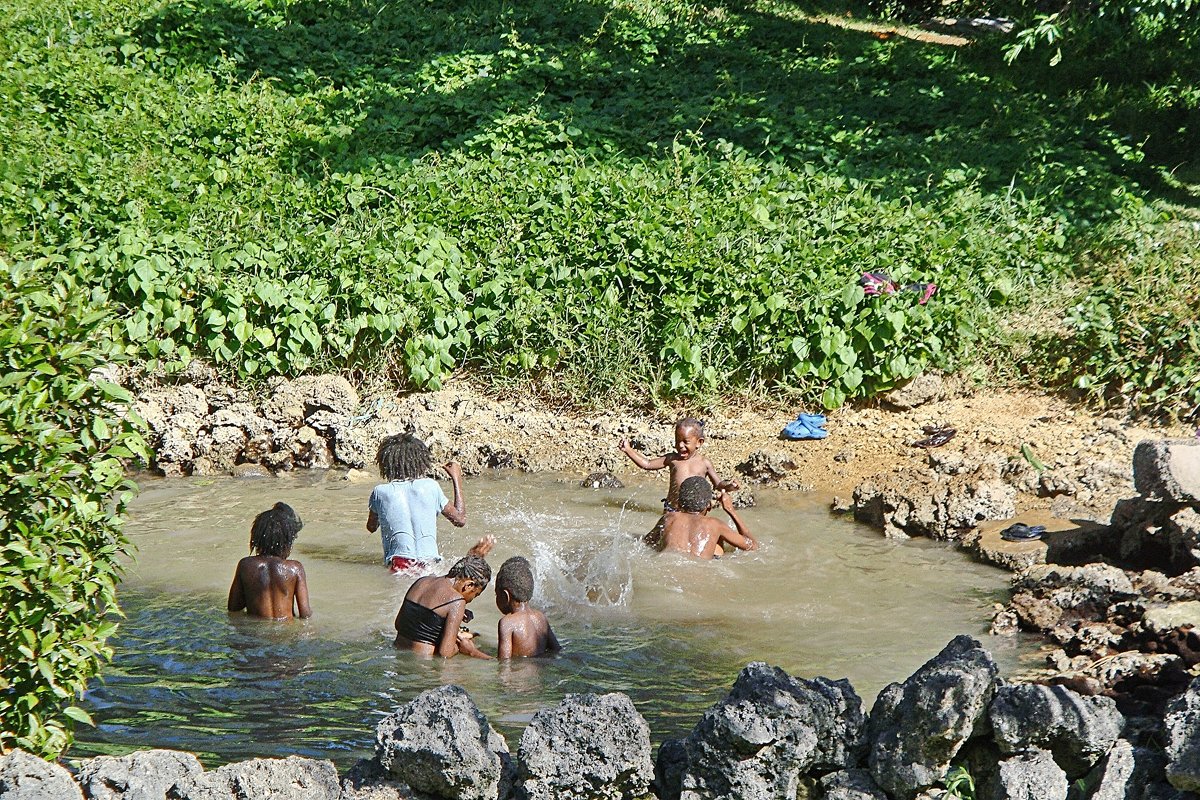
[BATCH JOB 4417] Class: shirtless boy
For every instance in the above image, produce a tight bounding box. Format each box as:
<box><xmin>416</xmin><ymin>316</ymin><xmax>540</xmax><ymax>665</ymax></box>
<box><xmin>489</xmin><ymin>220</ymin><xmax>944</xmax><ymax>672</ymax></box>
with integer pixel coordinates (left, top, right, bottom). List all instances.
<box><xmin>494</xmin><ymin>556</ymin><xmax>560</xmax><ymax>658</ymax></box>
<box><xmin>228</xmin><ymin>502</ymin><xmax>312</xmax><ymax>620</ymax></box>
<box><xmin>620</xmin><ymin>418</ymin><xmax>739</xmax><ymax>545</ymax></box>
<box><xmin>657</xmin><ymin>476</ymin><xmax>757</xmax><ymax>560</ymax></box>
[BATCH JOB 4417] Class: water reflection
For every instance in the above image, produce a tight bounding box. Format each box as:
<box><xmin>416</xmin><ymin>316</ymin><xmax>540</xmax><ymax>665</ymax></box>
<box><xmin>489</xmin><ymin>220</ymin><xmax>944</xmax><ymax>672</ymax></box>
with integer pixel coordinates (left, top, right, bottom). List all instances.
<box><xmin>75</xmin><ymin>471</ymin><xmax>1026</xmax><ymax>767</ymax></box>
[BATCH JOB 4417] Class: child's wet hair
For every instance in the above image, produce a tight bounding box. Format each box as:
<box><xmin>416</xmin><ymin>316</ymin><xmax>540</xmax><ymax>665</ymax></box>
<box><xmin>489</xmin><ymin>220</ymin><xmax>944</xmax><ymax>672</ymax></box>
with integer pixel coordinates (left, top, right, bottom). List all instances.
<box><xmin>496</xmin><ymin>556</ymin><xmax>535</xmax><ymax>603</ymax></box>
<box><xmin>249</xmin><ymin>502</ymin><xmax>303</xmax><ymax>557</ymax></box>
<box><xmin>376</xmin><ymin>432</ymin><xmax>432</xmax><ymax>481</ymax></box>
<box><xmin>675</xmin><ymin>417</ymin><xmax>706</xmax><ymax>438</ymax></box>
<box><xmin>447</xmin><ymin>554</ymin><xmax>492</xmax><ymax>588</ymax></box>
<box><xmin>678</xmin><ymin>475</ymin><xmax>712</xmax><ymax>513</ymax></box>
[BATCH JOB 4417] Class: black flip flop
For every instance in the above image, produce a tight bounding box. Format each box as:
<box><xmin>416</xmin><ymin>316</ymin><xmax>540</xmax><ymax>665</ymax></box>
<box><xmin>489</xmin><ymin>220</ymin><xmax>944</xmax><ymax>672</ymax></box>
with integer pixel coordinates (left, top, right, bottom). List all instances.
<box><xmin>1000</xmin><ymin>523</ymin><xmax>1046</xmax><ymax>542</ymax></box>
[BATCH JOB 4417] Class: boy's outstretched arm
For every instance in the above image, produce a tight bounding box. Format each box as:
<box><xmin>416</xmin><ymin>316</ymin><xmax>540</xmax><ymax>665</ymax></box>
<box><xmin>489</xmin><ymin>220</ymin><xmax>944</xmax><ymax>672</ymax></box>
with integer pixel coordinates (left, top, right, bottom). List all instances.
<box><xmin>717</xmin><ymin>493</ymin><xmax>757</xmax><ymax>552</ymax></box>
<box><xmin>294</xmin><ymin>564</ymin><xmax>312</xmax><ymax>619</ymax></box>
<box><xmin>441</xmin><ymin>461</ymin><xmax>466</xmax><ymax>527</ymax></box>
<box><xmin>705</xmin><ymin>460</ymin><xmax>740</xmax><ymax>492</ymax></box>
<box><xmin>619</xmin><ymin>439</ymin><xmax>667</xmax><ymax>470</ymax></box>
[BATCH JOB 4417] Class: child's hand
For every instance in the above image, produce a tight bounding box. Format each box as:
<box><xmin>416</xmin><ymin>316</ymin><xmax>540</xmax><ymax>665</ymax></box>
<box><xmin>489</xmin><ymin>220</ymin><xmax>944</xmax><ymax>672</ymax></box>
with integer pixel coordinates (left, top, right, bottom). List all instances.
<box><xmin>718</xmin><ymin>479</ymin><xmax>740</xmax><ymax>492</ymax></box>
<box><xmin>719</xmin><ymin>492</ymin><xmax>736</xmax><ymax>512</ymax></box>
<box><xmin>444</xmin><ymin>461</ymin><xmax>463</xmax><ymax>479</ymax></box>
<box><xmin>467</xmin><ymin>535</ymin><xmax>496</xmax><ymax>558</ymax></box>
<box><xmin>618</xmin><ymin>439</ymin><xmax>631</xmax><ymax>452</ymax></box>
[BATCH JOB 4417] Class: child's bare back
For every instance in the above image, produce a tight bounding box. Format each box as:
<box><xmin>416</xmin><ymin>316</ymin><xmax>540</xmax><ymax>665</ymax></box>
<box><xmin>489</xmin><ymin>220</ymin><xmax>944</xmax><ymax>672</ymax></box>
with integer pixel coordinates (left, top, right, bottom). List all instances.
<box><xmin>656</xmin><ymin>477</ymin><xmax>757</xmax><ymax>560</ymax></box>
<box><xmin>227</xmin><ymin>503</ymin><xmax>312</xmax><ymax>620</ymax></box>
<box><xmin>495</xmin><ymin>556</ymin><xmax>560</xmax><ymax>658</ymax></box>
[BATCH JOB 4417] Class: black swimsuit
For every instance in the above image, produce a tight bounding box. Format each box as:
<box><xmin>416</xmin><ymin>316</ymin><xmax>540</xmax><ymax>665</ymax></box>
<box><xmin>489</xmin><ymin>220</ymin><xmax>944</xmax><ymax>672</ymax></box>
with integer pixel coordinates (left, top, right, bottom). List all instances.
<box><xmin>396</xmin><ymin>597</ymin><xmax>463</xmax><ymax>645</ymax></box>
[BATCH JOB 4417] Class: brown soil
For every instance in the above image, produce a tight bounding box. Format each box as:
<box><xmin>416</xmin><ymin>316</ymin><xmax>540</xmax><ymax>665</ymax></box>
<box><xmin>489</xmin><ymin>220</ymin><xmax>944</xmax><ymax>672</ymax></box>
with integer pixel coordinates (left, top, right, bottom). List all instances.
<box><xmin>368</xmin><ymin>377</ymin><xmax>1191</xmax><ymax>515</ymax></box>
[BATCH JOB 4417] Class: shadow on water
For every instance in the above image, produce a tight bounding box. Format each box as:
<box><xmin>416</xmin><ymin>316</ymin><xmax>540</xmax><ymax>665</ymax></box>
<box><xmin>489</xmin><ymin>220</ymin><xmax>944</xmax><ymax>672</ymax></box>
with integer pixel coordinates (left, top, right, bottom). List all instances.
<box><xmin>128</xmin><ymin>0</ymin><xmax>1165</xmax><ymax>208</ymax></box>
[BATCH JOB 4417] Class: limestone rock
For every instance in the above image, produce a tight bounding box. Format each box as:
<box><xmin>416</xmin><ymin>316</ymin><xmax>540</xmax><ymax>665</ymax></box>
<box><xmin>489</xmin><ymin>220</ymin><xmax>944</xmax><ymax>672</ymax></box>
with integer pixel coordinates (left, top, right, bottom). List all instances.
<box><xmin>882</xmin><ymin>373</ymin><xmax>948</xmax><ymax>410</ymax></box>
<box><xmin>375</xmin><ymin>685</ymin><xmax>514</xmax><ymax>800</ymax></box>
<box><xmin>666</xmin><ymin>662</ymin><xmax>865</xmax><ymax>800</ymax></box>
<box><xmin>0</xmin><ymin>749</ymin><xmax>83</xmax><ymax>800</ymax></box>
<box><xmin>985</xmin><ymin>749</ymin><xmax>1068</xmax><ymax>800</ymax></box>
<box><xmin>817</xmin><ymin>769</ymin><xmax>889</xmax><ymax>800</ymax></box>
<box><xmin>1087</xmin><ymin>738</ymin><xmax>1172</xmax><ymax>800</ymax></box>
<box><xmin>1165</xmin><ymin>507</ymin><xmax>1200</xmax><ymax>572</ymax></box>
<box><xmin>1164</xmin><ymin>675</ymin><xmax>1200</xmax><ymax>791</ymax></box>
<box><xmin>579</xmin><ymin>472</ymin><xmax>624</xmax><ymax>489</ymax></box>
<box><xmin>340</xmin><ymin>758</ymin><xmax>413</xmax><ymax>800</ymax></box>
<box><xmin>1134</xmin><ymin>439</ymin><xmax>1200</xmax><ymax>505</ymax></box>
<box><xmin>736</xmin><ymin>450</ymin><xmax>798</xmax><ymax>483</ymax></box>
<box><xmin>75</xmin><ymin>749</ymin><xmax>207</xmax><ymax>799</ymax></box>
<box><xmin>209</xmin><ymin>756</ymin><xmax>341</xmax><ymax>800</ymax></box>
<box><xmin>852</xmin><ymin>468</ymin><xmax>1016</xmax><ymax>541</ymax></box>
<box><xmin>989</xmin><ymin>683</ymin><xmax>1123</xmax><ymax>777</ymax></box>
<box><xmin>517</xmin><ymin>692</ymin><xmax>652</xmax><ymax>800</ymax></box>
<box><xmin>867</xmin><ymin>636</ymin><xmax>999</xmax><ymax>800</ymax></box>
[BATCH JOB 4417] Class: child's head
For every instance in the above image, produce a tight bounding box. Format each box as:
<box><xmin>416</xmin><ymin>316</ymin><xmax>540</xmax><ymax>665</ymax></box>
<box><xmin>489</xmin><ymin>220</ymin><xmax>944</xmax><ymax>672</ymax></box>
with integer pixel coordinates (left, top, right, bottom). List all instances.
<box><xmin>674</xmin><ymin>417</ymin><xmax>706</xmax><ymax>460</ymax></box>
<box><xmin>446</xmin><ymin>554</ymin><xmax>492</xmax><ymax>601</ymax></box>
<box><xmin>249</xmin><ymin>502</ymin><xmax>303</xmax><ymax>557</ymax></box>
<box><xmin>678</xmin><ymin>475</ymin><xmax>712</xmax><ymax>513</ymax></box>
<box><xmin>376</xmin><ymin>433</ymin><xmax>432</xmax><ymax>481</ymax></box>
<box><xmin>495</xmin><ymin>556</ymin><xmax>535</xmax><ymax>613</ymax></box>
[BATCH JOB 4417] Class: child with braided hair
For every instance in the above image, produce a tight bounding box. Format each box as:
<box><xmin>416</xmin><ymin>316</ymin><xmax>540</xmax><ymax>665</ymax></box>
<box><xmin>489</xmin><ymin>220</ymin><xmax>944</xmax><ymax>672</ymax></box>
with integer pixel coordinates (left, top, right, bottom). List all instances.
<box><xmin>227</xmin><ymin>502</ymin><xmax>312</xmax><ymax>620</ymax></box>
<box><xmin>394</xmin><ymin>547</ymin><xmax>495</xmax><ymax>659</ymax></box>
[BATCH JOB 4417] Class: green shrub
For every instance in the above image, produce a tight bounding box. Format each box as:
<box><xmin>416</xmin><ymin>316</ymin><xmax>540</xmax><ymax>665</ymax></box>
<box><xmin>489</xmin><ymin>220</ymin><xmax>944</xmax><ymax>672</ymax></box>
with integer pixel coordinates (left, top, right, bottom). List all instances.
<box><xmin>0</xmin><ymin>255</ymin><xmax>147</xmax><ymax>758</ymax></box>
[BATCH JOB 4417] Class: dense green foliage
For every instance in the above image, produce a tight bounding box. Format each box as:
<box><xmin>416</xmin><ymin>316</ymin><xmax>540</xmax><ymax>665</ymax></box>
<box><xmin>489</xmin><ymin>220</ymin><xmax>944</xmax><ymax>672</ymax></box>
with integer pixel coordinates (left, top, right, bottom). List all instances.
<box><xmin>0</xmin><ymin>258</ymin><xmax>146</xmax><ymax>757</ymax></box>
<box><xmin>0</xmin><ymin>0</ymin><xmax>1196</xmax><ymax>414</ymax></box>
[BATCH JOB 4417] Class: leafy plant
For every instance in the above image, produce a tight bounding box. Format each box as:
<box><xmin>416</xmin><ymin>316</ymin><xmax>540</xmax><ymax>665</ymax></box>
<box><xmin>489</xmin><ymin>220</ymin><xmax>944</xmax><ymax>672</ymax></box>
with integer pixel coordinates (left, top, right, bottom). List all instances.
<box><xmin>943</xmin><ymin>765</ymin><xmax>976</xmax><ymax>800</ymax></box>
<box><xmin>0</xmin><ymin>255</ymin><xmax>147</xmax><ymax>757</ymax></box>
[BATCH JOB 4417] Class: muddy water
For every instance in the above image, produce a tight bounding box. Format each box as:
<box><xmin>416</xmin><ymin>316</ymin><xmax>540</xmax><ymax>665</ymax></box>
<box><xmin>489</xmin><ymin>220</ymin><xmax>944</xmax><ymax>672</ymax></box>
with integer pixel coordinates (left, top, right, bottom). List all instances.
<box><xmin>74</xmin><ymin>471</ymin><xmax>1030</xmax><ymax>767</ymax></box>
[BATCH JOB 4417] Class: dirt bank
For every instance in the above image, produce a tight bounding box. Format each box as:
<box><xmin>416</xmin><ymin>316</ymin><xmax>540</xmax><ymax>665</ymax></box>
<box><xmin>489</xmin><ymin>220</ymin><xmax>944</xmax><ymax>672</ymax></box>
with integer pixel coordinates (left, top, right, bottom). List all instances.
<box><xmin>131</xmin><ymin>365</ymin><xmax>1190</xmax><ymax>522</ymax></box>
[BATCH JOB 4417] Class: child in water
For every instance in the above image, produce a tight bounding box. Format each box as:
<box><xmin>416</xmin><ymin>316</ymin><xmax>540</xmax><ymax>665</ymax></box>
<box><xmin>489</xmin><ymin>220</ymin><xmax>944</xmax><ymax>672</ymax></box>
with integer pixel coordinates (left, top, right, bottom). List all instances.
<box><xmin>367</xmin><ymin>433</ymin><xmax>466</xmax><ymax>574</ymax></box>
<box><xmin>227</xmin><ymin>502</ymin><xmax>312</xmax><ymax>620</ymax></box>
<box><xmin>657</xmin><ymin>476</ymin><xmax>757</xmax><ymax>560</ymax></box>
<box><xmin>394</xmin><ymin>553</ymin><xmax>493</xmax><ymax>659</ymax></box>
<box><xmin>494</xmin><ymin>556</ymin><xmax>560</xmax><ymax>658</ymax></box>
<box><xmin>619</xmin><ymin>417</ymin><xmax>739</xmax><ymax>544</ymax></box>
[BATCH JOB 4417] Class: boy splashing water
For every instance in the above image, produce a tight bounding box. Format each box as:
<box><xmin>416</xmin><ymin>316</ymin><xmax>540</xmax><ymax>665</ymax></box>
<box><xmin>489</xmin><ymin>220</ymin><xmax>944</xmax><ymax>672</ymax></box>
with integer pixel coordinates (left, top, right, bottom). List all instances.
<box><xmin>227</xmin><ymin>502</ymin><xmax>312</xmax><ymax>620</ymax></box>
<box><xmin>619</xmin><ymin>418</ymin><xmax>739</xmax><ymax>544</ymax></box>
<box><xmin>657</xmin><ymin>476</ymin><xmax>757</xmax><ymax>559</ymax></box>
<box><xmin>494</xmin><ymin>556</ymin><xmax>560</xmax><ymax>658</ymax></box>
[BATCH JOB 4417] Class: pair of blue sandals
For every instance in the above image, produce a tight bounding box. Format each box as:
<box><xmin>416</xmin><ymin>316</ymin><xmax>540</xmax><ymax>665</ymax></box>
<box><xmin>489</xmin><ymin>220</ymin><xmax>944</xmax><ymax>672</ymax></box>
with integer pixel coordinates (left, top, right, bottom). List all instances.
<box><xmin>781</xmin><ymin>413</ymin><xmax>828</xmax><ymax>440</ymax></box>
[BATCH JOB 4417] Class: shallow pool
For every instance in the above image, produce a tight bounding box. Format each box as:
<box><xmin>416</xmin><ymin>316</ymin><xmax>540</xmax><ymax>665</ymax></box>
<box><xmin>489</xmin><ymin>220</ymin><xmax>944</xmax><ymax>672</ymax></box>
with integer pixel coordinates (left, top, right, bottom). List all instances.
<box><xmin>73</xmin><ymin>470</ymin><xmax>1029</xmax><ymax>766</ymax></box>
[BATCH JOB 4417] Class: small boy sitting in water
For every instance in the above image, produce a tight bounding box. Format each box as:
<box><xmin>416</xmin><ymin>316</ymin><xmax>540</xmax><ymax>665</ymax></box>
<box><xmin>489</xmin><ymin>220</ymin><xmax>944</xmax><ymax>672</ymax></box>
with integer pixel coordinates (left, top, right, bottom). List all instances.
<box><xmin>494</xmin><ymin>556</ymin><xmax>560</xmax><ymax>658</ymax></box>
<box><xmin>656</xmin><ymin>476</ymin><xmax>757</xmax><ymax>560</ymax></box>
<box><xmin>228</xmin><ymin>502</ymin><xmax>312</xmax><ymax>620</ymax></box>
<box><xmin>619</xmin><ymin>417</ymin><xmax>739</xmax><ymax>545</ymax></box>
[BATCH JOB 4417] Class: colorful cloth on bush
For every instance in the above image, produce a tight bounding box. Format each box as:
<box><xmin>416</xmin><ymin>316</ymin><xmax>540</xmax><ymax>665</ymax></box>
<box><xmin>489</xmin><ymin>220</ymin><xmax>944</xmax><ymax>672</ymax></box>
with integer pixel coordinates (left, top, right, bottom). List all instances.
<box><xmin>782</xmin><ymin>413</ymin><xmax>828</xmax><ymax>440</ymax></box>
<box><xmin>859</xmin><ymin>272</ymin><xmax>937</xmax><ymax>305</ymax></box>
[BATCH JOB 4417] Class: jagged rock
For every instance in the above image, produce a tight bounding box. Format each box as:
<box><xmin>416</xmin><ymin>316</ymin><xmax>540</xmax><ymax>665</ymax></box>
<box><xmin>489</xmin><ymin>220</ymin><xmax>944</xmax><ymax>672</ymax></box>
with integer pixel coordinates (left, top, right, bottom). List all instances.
<box><xmin>340</xmin><ymin>758</ymin><xmax>413</xmax><ymax>800</ymax></box>
<box><xmin>653</xmin><ymin>739</ymin><xmax>686</xmax><ymax>800</ymax></box>
<box><xmin>0</xmin><ymin>749</ymin><xmax>83</xmax><ymax>800</ymax></box>
<box><xmin>579</xmin><ymin>472</ymin><xmax>624</xmax><ymax>489</ymax></box>
<box><xmin>264</xmin><ymin>375</ymin><xmax>359</xmax><ymax>428</ymax></box>
<box><xmin>1087</xmin><ymin>738</ymin><xmax>1173</xmax><ymax>800</ymax></box>
<box><xmin>291</xmin><ymin>425</ymin><xmax>333</xmax><ymax>469</ymax></box>
<box><xmin>867</xmin><ymin>636</ymin><xmax>999</xmax><ymax>800</ymax></box>
<box><xmin>375</xmin><ymin>685</ymin><xmax>514</xmax><ymax>800</ymax></box>
<box><xmin>517</xmin><ymin>693</ymin><xmax>652</xmax><ymax>800</ymax></box>
<box><xmin>882</xmin><ymin>373</ymin><xmax>947</xmax><ymax>410</ymax></box>
<box><xmin>736</xmin><ymin>450</ymin><xmax>798</xmax><ymax>483</ymax></box>
<box><xmin>989</xmin><ymin>683</ymin><xmax>1123</xmax><ymax>777</ymax></box>
<box><xmin>1134</xmin><ymin>439</ymin><xmax>1200</xmax><ymax>505</ymax></box>
<box><xmin>1008</xmin><ymin>564</ymin><xmax>1138</xmax><ymax>632</ymax></box>
<box><xmin>75</xmin><ymin>748</ymin><xmax>207</xmax><ymax>799</ymax></box>
<box><xmin>1165</xmin><ymin>507</ymin><xmax>1200</xmax><ymax>572</ymax></box>
<box><xmin>1164</xmin><ymin>675</ymin><xmax>1200</xmax><ymax>791</ymax></box>
<box><xmin>817</xmin><ymin>769</ymin><xmax>889</xmax><ymax>800</ymax></box>
<box><xmin>665</xmin><ymin>662</ymin><xmax>865</xmax><ymax>800</ymax></box>
<box><xmin>963</xmin><ymin>517</ymin><xmax>1105</xmax><ymax>572</ymax></box>
<box><xmin>852</xmin><ymin>468</ymin><xmax>1016</xmax><ymax>541</ymax></box>
<box><xmin>984</xmin><ymin>749</ymin><xmax>1068</xmax><ymax>800</ymax></box>
<box><xmin>209</xmin><ymin>756</ymin><xmax>341</xmax><ymax>799</ymax></box>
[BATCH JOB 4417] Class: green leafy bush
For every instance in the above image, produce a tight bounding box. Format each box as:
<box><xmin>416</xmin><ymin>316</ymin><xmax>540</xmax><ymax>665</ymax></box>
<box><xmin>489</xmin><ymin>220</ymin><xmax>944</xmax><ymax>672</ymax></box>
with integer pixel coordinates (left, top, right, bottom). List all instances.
<box><xmin>0</xmin><ymin>255</ymin><xmax>147</xmax><ymax>757</ymax></box>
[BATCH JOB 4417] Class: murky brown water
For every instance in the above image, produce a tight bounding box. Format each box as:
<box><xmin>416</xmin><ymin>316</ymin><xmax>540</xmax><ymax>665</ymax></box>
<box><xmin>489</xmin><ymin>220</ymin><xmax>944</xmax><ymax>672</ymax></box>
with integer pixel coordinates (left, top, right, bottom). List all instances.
<box><xmin>73</xmin><ymin>470</ymin><xmax>1033</xmax><ymax>767</ymax></box>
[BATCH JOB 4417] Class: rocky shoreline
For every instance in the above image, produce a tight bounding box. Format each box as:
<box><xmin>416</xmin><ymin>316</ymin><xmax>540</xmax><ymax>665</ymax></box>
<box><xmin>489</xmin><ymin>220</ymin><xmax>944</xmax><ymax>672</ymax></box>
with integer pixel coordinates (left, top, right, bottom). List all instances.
<box><xmin>4</xmin><ymin>635</ymin><xmax>1198</xmax><ymax>799</ymax></box>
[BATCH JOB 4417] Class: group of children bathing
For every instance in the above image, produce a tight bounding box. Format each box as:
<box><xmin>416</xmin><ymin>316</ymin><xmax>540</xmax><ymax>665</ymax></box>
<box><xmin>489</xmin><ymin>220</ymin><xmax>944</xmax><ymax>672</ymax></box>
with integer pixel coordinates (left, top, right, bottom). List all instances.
<box><xmin>227</xmin><ymin>419</ymin><xmax>756</xmax><ymax>659</ymax></box>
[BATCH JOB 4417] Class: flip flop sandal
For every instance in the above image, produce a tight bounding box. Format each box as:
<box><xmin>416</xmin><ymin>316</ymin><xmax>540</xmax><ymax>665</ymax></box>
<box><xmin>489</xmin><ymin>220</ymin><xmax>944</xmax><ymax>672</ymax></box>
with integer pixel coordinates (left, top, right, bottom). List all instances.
<box><xmin>911</xmin><ymin>427</ymin><xmax>956</xmax><ymax>448</ymax></box>
<box><xmin>1000</xmin><ymin>523</ymin><xmax>1046</xmax><ymax>542</ymax></box>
